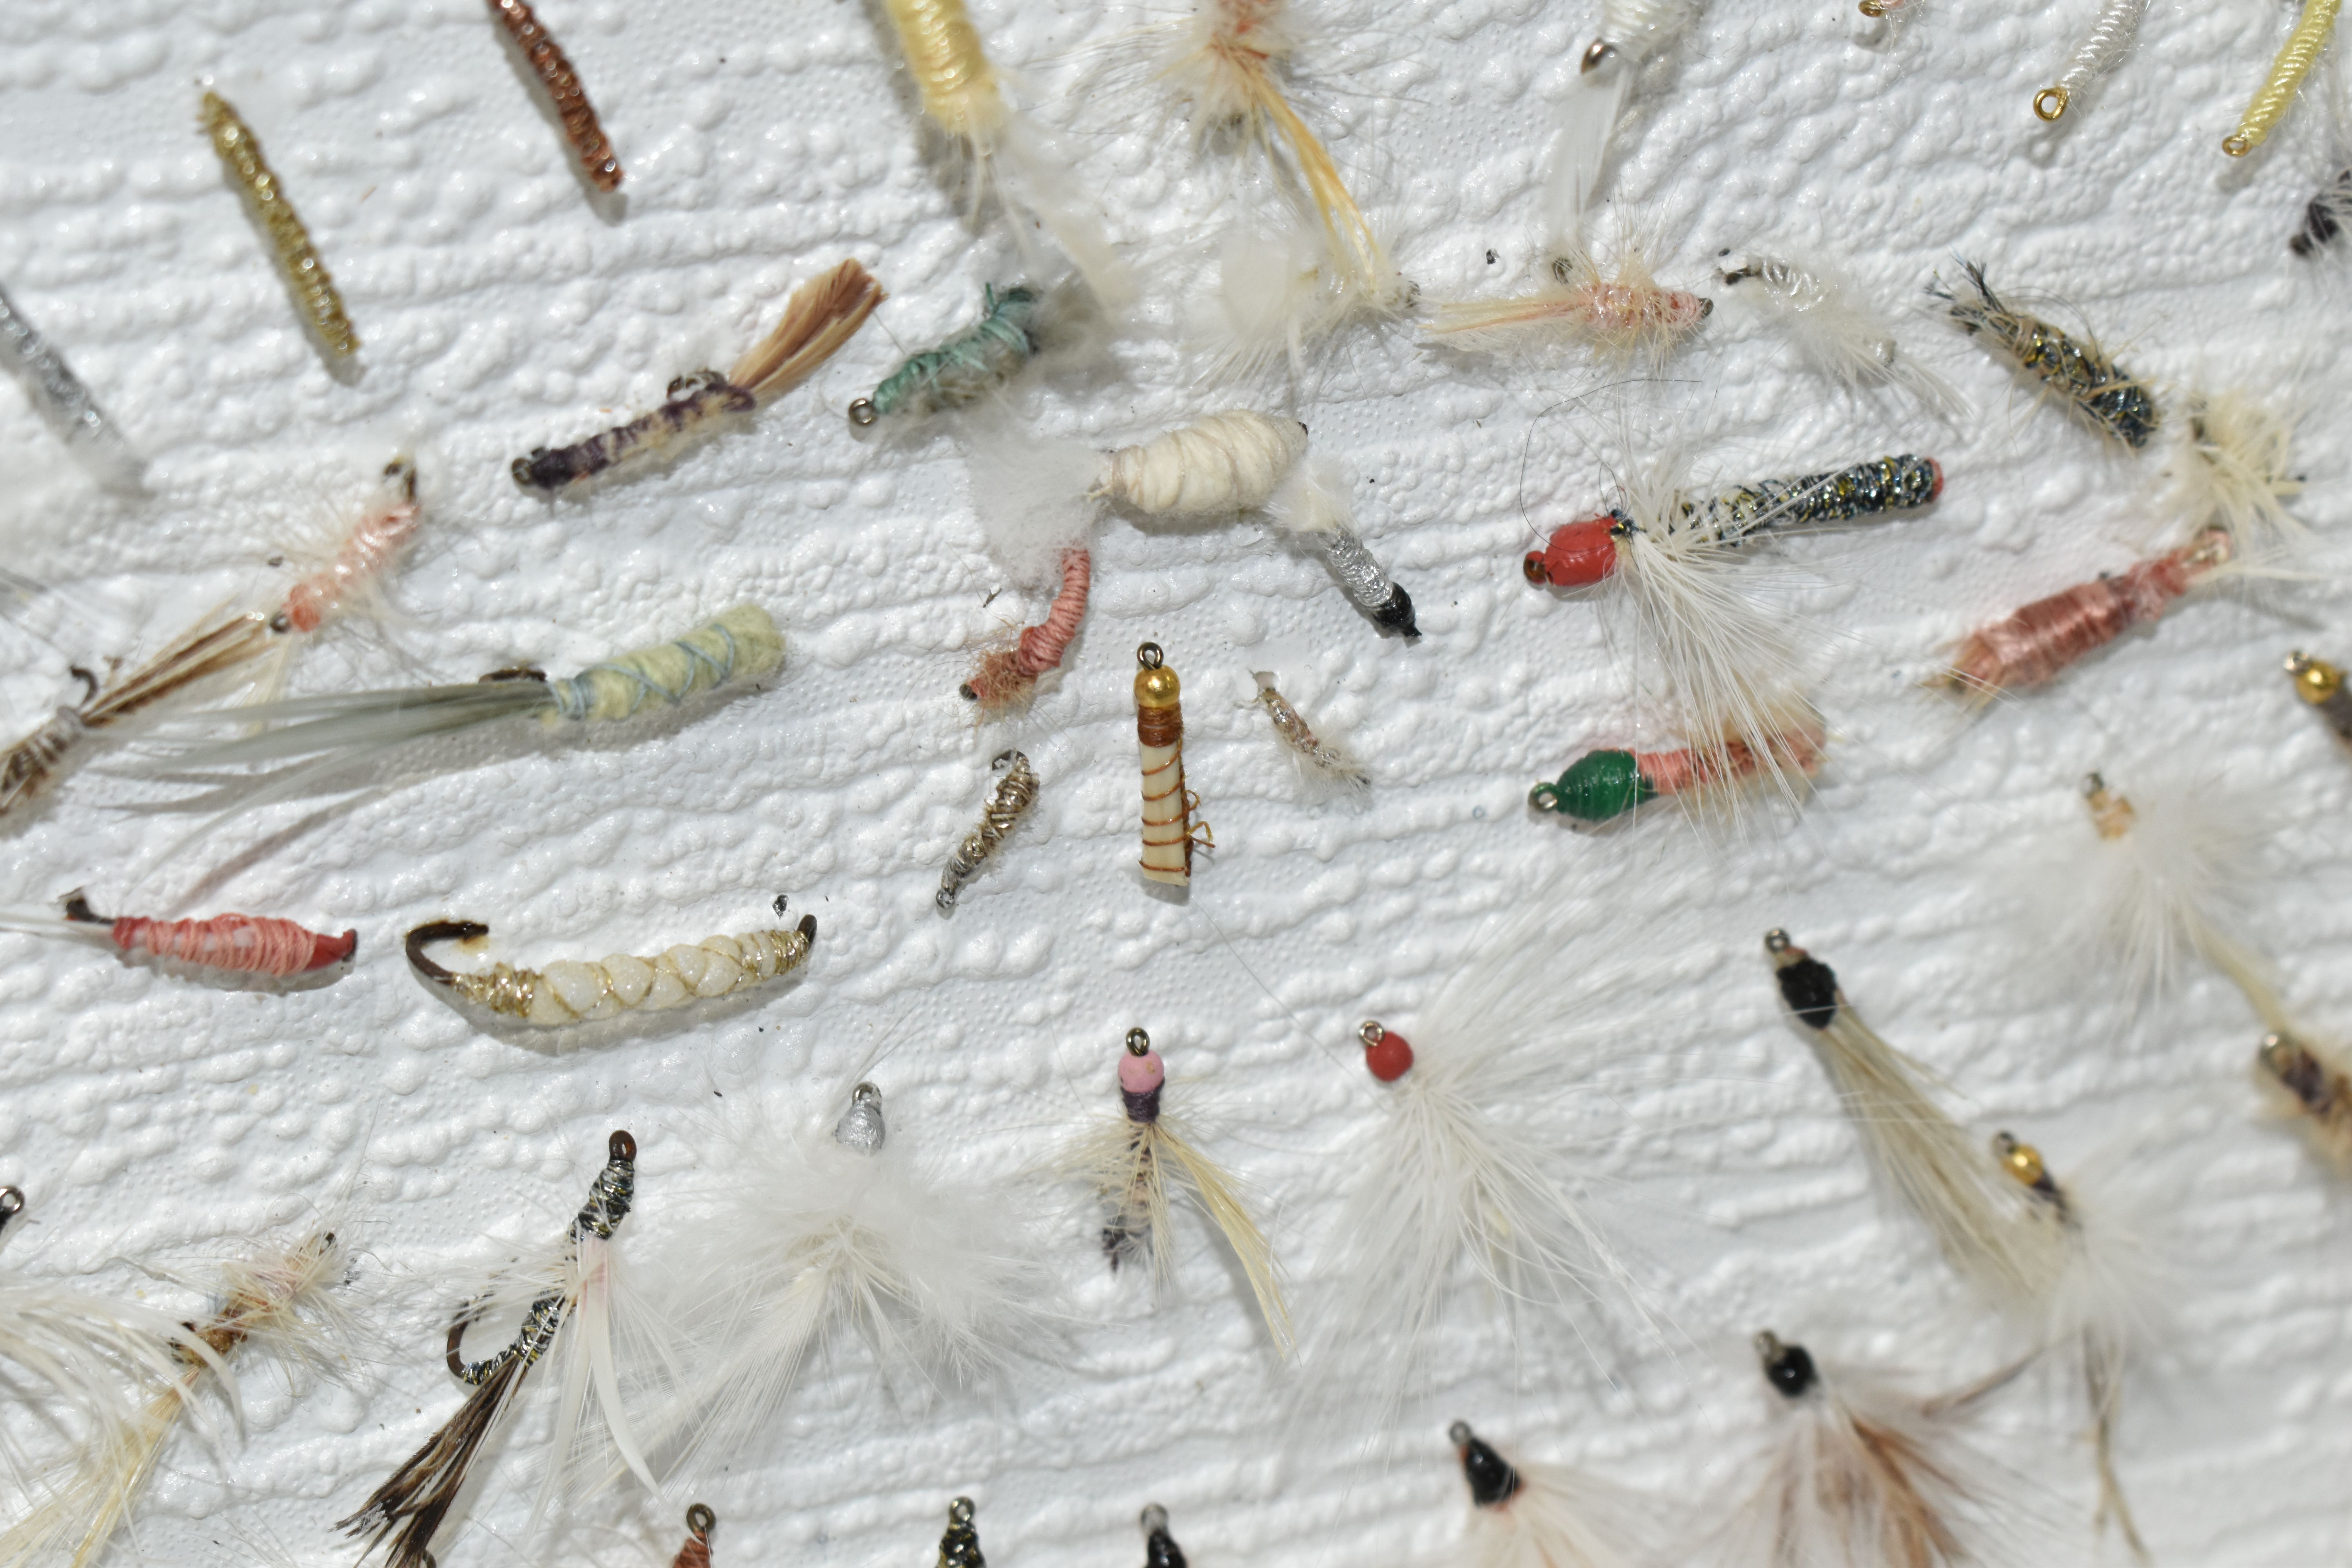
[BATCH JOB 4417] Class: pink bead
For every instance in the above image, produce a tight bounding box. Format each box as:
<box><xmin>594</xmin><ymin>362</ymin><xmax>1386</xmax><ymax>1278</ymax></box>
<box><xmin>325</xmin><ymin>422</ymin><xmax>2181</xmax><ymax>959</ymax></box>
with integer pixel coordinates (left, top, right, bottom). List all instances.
<box><xmin>1118</xmin><ymin>1050</ymin><xmax>1165</xmax><ymax>1094</ymax></box>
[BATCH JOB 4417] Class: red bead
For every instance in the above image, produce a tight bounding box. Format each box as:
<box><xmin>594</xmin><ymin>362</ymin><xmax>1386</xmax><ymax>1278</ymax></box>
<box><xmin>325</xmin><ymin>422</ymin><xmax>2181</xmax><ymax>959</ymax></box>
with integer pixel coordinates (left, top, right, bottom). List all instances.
<box><xmin>1534</xmin><ymin>518</ymin><xmax>1619</xmax><ymax>588</ymax></box>
<box><xmin>1925</xmin><ymin>457</ymin><xmax>1944</xmax><ymax>501</ymax></box>
<box><xmin>1364</xmin><ymin>1029</ymin><xmax>1415</xmax><ymax>1082</ymax></box>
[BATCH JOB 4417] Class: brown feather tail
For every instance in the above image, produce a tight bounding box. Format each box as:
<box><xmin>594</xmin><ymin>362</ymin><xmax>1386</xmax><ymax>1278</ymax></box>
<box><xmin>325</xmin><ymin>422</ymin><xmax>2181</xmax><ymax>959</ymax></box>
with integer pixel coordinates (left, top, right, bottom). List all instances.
<box><xmin>338</xmin><ymin>1357</ymin><xmax>524</xmax><ymax>1568</ymax></box>
<box><xmin>728</xmin><ymin>260</ymin><xmax>887</xmax><ymax>401</ymax></box>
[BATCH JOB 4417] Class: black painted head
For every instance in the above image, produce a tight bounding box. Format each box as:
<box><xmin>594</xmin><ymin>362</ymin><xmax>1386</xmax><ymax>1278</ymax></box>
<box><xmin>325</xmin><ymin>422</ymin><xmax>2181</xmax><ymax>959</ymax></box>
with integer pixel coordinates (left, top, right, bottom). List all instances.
<box><xmin>1755</xmin><ymin>1331</ymin><xmax>1817</xmax><ymax>1399</ymax></box>
<box><xmin>1765</xmin><ymin>929</ymin><xmax>1839</xmax><ymax>1029</ymax></box>
<box><xmin>1447</xmin><ymin>1421</ymin><xmax>1521</xmax><ymax>1508</ymax></box>
<box><xmin>1139</xmin><ymin>1505</ymin><xmax>1185</xmax><ymax>1568</ymax></box>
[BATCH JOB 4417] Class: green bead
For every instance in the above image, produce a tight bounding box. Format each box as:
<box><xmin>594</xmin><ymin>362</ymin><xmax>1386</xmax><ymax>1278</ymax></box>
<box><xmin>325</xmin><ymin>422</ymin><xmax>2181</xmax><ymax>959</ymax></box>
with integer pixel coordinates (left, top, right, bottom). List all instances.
<box><xmin>1528</xmin><ymin>750</ymin><xmax>1651</xmax><ymax>821</ymax></box>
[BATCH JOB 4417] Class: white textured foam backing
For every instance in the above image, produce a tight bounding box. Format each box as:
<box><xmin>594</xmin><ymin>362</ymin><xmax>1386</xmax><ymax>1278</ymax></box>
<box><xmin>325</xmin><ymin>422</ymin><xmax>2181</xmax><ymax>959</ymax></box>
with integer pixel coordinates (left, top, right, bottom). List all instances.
<box><xmin>1</xmin><ymin>0</ymin><xmax>2350</xmax><ymax>1563</ymax></box>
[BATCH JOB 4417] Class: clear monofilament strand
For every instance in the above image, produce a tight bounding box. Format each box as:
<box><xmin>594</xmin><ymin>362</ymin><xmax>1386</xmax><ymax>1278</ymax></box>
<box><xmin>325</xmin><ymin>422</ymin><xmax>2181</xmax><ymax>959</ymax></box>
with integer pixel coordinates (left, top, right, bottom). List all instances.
<box><xmin>0</xmin><ymin>285</ymin><xmax>141</xmax><ymax>486</ymax></box>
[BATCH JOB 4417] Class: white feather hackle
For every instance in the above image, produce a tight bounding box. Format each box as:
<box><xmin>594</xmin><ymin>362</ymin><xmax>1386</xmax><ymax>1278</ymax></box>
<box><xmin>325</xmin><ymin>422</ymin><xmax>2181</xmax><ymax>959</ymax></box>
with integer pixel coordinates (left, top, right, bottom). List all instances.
<box><xmin>651</xmin><ymin>1083</ymin><xmax>1034</xmax><ymax>1485</ymax></box>
<box><xmin>2169</xmin><ymin>388</ymin><xmax>2306</xmax><ymax>558</ymax></box>
<box><xmin>965</xmin><ymin>418</ymin><xmax>1103</xmax><ymax>585</ymax></box>
<box><xmin>1447</xmin><ymin>1423</ymin><xmax>1655</xmax><ymax>1568</ymax></box>
<box><xmin>1203</xmin><ymin>220</ymin><xmax>1412</xmax><ymax>386</ymax></box>
<box><xmin>1715</xmin><ymin>251</ymin><xmax>1967</xmax><ymax>419</ymax></box>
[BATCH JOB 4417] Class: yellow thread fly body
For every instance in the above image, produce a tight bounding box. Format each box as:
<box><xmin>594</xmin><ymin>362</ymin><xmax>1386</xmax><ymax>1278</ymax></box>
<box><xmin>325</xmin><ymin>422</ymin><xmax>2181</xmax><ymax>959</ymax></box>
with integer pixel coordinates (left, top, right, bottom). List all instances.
<box><xmin>200</xmin><ymin>91</ymin><xmax>358</xmax><ymax>358</ymax></box>
<box><xmin>882</xmin><ymin>0</ymin><xmax>1008</xmax><ymax>146</ymax></box>
<box><xmin>2222</xmin><ymin>0</ymin><xmax>2343</xmax><ymax>155</ymax></box>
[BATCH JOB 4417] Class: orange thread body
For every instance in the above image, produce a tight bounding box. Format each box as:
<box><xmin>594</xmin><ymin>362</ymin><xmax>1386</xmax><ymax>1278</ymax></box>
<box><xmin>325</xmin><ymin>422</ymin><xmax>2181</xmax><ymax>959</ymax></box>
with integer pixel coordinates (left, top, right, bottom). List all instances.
<box><xmin>111</xmin><ymin>912</ymin><xmax>357</xmax><ymax>975</ymax></box>
<box><xmin>488</xmin><ymin>0</ymin><xmax>623</xmax><ymax>189</ymax></box>
<box><xmin>966</xmin><ymin>549</ymin><xmax>1091</xmax><ymax>707</ymax></box>
<box><xmin>1948</xmin><ymin>530</ymin><xmax>2230</xmax><ymax>692</ymax></box>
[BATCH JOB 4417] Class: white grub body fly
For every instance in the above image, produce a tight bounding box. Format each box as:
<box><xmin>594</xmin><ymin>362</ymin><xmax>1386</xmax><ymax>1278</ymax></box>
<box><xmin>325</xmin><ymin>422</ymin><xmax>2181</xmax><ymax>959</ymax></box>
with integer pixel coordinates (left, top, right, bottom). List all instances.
<box><xmin>1095</xmin><ymin>409</ymin><xmax>1309</xmax><ymax>515</ymax></box>
<box><xmin>651</xmin><ymin>1084</ymin><xmax>1035</xmax><ymax>1484</ymax></box>
<box><xmin>338</xmin><ymin>1133</ymin><xmax>668</xmax><ymax>1568</ymax></box>
<box><xmin>2032</xmin><ymin>0</ymin><xmax>2149</xmax><ymax>121</ymax></box>
<box><xmin>2055</xmin><ymin>772</ymin><xmax>2287</xmax><ymax>1033</ymax></box>
<box><xmin>1715</xmin><ymin>252</ymin><xmax>1967</xmax><ymax>419</ymax></box>
<box><xmin>0</xmin><ymin>1221</ymin><xmax>352</xmax><ymax>1568</ymax></box>
<box><xmin>2167</xmin><ymin>388</ymin><xmax>2306</xmax><ymax>557</ymax></box>
<box><xmin>1067</xmin><ymin>1029</ymin><xmax>1292</xmax><ymax>1354</ymax></box>
<box><xmin>1542</xmin><ymin>0</ymin><xmax>1703</xmax><ymax>240</ymax></box>
<box><xmin>1252</xmin><ymin>671</ymin><xmax>1368</xmax><ymax>792</ymax></box>
<box><xmin>1426</xmin><ymin>241</ymin><xmax>1711</xmax><ymax>368</ymax></box>
<box><xmin>1730</xmin><ymin>1332</ymin><xmax>2031</xmax><ymax>1568</ymax></box>
<box><xmin>1764</xmin><ymin>932</ymin><xmax>2049</xmax><ymax>1303</ymax></box>
<box><xmin>1447</xmin><ymin>1422</ymin><xmax>1657</xmax><ymax>1568</ymax></box>
<box><xmin>1991</xmin><ymin>1132</ymin><xmax>2169</xmax><ymax>1562</ymax></box>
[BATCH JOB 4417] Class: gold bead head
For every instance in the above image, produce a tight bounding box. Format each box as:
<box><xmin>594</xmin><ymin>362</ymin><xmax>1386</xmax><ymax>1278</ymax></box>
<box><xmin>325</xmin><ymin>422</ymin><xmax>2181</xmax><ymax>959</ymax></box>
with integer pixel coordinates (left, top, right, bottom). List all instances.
<box><xmin>2288</xmin><ymin>652</ymin><xmax>2343</xmax><ymax>706</ymax></box>
<box><xmin>1135</xmin><ymin>665</ymin><xmax>1181</xmax><ymax>707</ymax></box>
<box><xmin>1992</xmin><ymin>1131</ymin><xmax>2045</xmax><ymax>1189</ymax></box>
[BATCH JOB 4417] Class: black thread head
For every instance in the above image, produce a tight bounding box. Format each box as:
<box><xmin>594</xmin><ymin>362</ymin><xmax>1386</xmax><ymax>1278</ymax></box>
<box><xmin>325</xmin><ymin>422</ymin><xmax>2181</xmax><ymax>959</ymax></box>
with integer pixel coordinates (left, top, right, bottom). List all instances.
<box><xmin>1755</xmin><ymin>1332</ymin><xmax>1817</xmax><ymax>1398</ymax></box>
<box><xmin>1374</xmin><ymin>585</ymin><xmax>1420</xmax><ymax>639</ymax></box>
<box><xmin>1139</xmin><ymin>1505</ymin><xmax>1184</xmax><ymax>1568</ymax></box>
<box><xmin>608</xmin><ymin>1130</ymin><xmax>637</xmax><ymax>1163</ymax></box>
<box><xmin>1447</xmin><ymin>1421</ymin><xmax>1521</xmax><ymax>1508</ymax></box>
<box><xmin>1765</xmin><ymin>930</ymin><xmax>1839</xmax><ymax>1029</ymax></box>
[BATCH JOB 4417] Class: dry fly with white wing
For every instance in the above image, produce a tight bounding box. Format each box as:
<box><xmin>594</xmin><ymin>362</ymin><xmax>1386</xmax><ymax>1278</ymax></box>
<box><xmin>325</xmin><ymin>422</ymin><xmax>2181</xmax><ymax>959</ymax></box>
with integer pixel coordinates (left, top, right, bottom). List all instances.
<box><xmin>0</xmin><ymin>1218</ymin><xmax>352</xmax><ymax>1568</ymax></box>
<box><xmin>648</xmin><ymin>1083</ymin><xmax>1037</xmax><ymax>1486</ymax></box>
<box><xmin>1541</xmin><ymin>0</ymin><xmax>1703</xmax><ymax>239</ymax></box>
<box><xmin>1764</xmin><ymin>931</ymin><xmax>2048</xmax><ymax>1303</ymax></box>
<box><xmin>339</xmin><ymin>1132</ymin><xmax>669</xmax><ymax>1568</ymax></box>
<box><xmin>1426</xmin><ymin>241</ymin><xmax>1711</xmax><ymax>368</ymax></box>
<box><xmin>1066</xmin><ymin>1028</ymin><xmax>1291</xmax><ymax>1354</ymax></box>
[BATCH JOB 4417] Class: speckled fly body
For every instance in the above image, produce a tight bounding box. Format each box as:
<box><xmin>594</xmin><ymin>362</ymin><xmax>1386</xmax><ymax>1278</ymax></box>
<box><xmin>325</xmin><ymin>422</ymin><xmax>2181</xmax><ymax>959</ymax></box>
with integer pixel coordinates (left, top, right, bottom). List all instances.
<box><xmin>850</xmin><ymin>284</ymin><xmax>1040</xmax><ymax>425</ymax></box>
<box><xmin>1933</xmin><ymin>261</ymin><xmax>2158</xmax><ymax>449</ymax></box>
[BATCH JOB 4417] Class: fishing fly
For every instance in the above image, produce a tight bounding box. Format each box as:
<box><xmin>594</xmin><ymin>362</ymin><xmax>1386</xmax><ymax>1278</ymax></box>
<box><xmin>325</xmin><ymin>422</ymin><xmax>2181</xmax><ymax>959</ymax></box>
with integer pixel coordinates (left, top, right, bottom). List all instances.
<box><xmin>1527</xmin><ymin>719</ymin><xmax>1825</xmax><ymax>825</ymax></box>
<box><xmin>513</xmin><ymin>260</ymin><xmax>885</xmax><ymax>492</ymax></box>
<box><xmin>1524</xmin><ymin>455</ymin><xmax>1941</xmax><ymax>808</ymax></box>
<box><xmin>1765</xmin><ymin>931</ymin><xmax>2047</xmax><ymax>1301</ymax></box>
<box><xmin>935</xmin><ymin>1498</ymin><xmax>985</xmax><ymax>1568</ymax></box>
<box><xmin>1733</xmin><ymin>1330</ymin><xmax>2022</xmax><ymax>1568</ymax></box>
<box><xmin>1138</xmin><ymin>1506</ymin><xmax>1185</xmax><ymax>1568</ymax></box>
<box><xmin>1991</xmin><ymin>1132</ymin><xmax>2159</xmax><ymax>1562</ymax></box>
<box><xmin>2172</xmin><ymin>388</ymin><xmax>2303</xmax><ymax>554</ymax></box>
<box><xmin>0</xmin><ymin>889</ymin><xmax>356</xmax><ymax>981</ymax></box>
<box><xmin>2058</xmin><ymin>771</ymin><xmax>2285</xmax><ymax>1032</ymax></box>
<box><xmin>1447</xmin><ymin>1422</ymin><xmax>1653</xmax><ymax>1568</ymax></box>
<box><xmin>1267</xmin><ymin>463</ymin><xmax>1419</xmax><ymax>637</ymax></box>
<box><xmin>669</xmin><ymin>1507</ymin><xmax>717</xmax><ymax>1568</ymax></box>
<box><xmin>1096</xmin><ymin>409</ymin><xmax>1309</xmax><ymax>515</ymax></box>
<box><xmin>872</xmin><ymin>0</ymin><xmax>1129</xmax><ymax>305</ymax></box>
<box><xmin>1715</xmin><ymin>252</ymin><xmax>1964</xmax><ymax>417</ymax></box>
<box><xmin>2222</xmin><ymin>0</ymin><xmax>2342</xmax><ymax>154</ymax></box>
<box><xmin>1937</xmin><ymin>528</ymin><xmax>2233</xmax><ymax>698</ymax></box>
<box><xmin>0</xmin><ymin>1221</ymin><xmax>350</xmax><ymax>1568</ymax></box>
<box><xmin>938</xmin><ymin>750</ymin><xmax>1040</xmax><ymax>910</ymax></box>
<box><xmin>0</xmin><ymin>1189</ymin><xmax>226</xmax><ymax>1489</ymax></box>
<box><xmin>849</xmin><ymin>283</ymin><xmax>1071</xmax><ymax>427</ymax></box>
<box><xmin>406</xmin><ymin>907</ymin><xmax>817</xmax><ymax>1027</ymax></box>
<box><xmin>651</xmin><ymin>1083</ymin><xmax>1033</xmax><ymax>1482</ymax></box>
<box><xmin>2285</xmin><ymin>650</ymin><xmax>2352</xmax><ymax>742</ymax></box>
<box><xmin>1069</xmin><ymin>1028</ymin><xmax>1290</xmax><ymax>1351</ymax></box>
<box><xmin>2032</xmin><ymin>0</ymin><xmax>2149</xmax><ymax>120</ymax></box>
<box><xmin>2258</xmin><ymin>1031</ymin><xmax>2352</xmax><ymax>1166</ymax></box>
<box><xmin>340</xmin><ymin>1132</ymin><xmax>658</xmax><ymax>1568</ymax></box>
<box><xmin>1542</xmin><ymin>0</ymin><xmax>1702</xmax><ymax>236</ymax></box>
<box><xmin>962</xmin><ymin>547</ymin><xmax>1089</xmax><ymax>710</ymax></box>
<box><xmin>0</xmin><ymin>282</ymin><xmax>143</xmax><ymax>491</ymax></box>
<box><xmin>486</xmin><ymin>0</ymin><xmax>624</xmax><ymax>190</ymax></box>
<box><xmin>1306</xmin><ymin>931</ymin><xmax>1644</xmax><ymax>1418</ymax></box>
<box><xmin>0</xmin><ymin>457</ymin><xmax>421</xmax><ymax>820</ymax></box>
<box><xmin>1932</xmin><ymin>262</ymin><xmax>2158</xmax><ymax>449</ymax></box>
<box><xmin>165</xmin><ymin>602</ymin><xmax>784</xmax><ymax>801</ymax></box>
<box><xmin>1252</xmin><ymin>672</ymin><xmax>1368</xmax><ymax>791</ymax></box>
<box><xmin>1426</xmin><ymin>244</ymin><xmax>1711</xmax><ymax>367</ymax></box>
<box><xmin>200</xmin><ymin>91</ymin><xmax>358</xmax><ymax>359</ymax></box>
<box><xmin>1135</xmin><ymin>645</ymin><xmax>1212</xmax><ymax>888</ymax></box>
<box><xmin>2289</xmin><ymin>168</ymin><xmax>2352</xmax><ymax>253</ymax></box>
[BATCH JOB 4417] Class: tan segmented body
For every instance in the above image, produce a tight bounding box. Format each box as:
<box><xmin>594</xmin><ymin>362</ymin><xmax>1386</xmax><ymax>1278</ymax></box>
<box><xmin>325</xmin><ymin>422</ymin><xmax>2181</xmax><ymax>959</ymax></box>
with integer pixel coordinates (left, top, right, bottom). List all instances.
<box><xmin>200</xmin><ymin>91</ymin><xmax>359</xmax><ymax>358</ymax></box>
<box><xmin>1135</xmin><ymin>646</ymin><xmax>1209</xmax><ymax>885</ymax></box>
<box><xmin>420</xmin><ymin>915</ymin><xmax>815</xmax><ymax>1025</ymax></box>
<box><xmin>881</xmin><ymin>0</ymin><xmax>1008</xmax><ymax>144</ymax></box>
